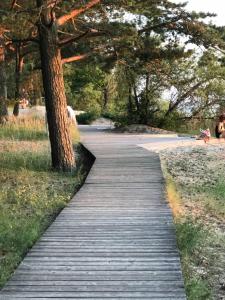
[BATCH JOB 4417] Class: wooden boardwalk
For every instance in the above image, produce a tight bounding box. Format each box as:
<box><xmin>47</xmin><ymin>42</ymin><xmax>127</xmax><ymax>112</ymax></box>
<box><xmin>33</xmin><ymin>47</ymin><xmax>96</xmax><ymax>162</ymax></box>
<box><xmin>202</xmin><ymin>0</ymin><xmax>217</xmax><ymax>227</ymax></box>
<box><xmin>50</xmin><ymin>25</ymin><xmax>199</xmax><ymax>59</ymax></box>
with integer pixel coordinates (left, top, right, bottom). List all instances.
<box><xmin>0</xmin><ymin>126</ymin><xmax>186</xmax><ymax>299</ymax></box>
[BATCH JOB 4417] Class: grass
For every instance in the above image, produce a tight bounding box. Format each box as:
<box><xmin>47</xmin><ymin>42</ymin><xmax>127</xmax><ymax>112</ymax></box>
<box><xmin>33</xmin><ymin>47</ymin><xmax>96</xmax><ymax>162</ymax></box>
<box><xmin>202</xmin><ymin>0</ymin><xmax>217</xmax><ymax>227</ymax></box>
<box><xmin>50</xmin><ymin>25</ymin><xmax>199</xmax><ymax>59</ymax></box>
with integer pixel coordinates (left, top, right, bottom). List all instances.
<box><xmin>175</xmin><ymin>219</ymin><xmax>213</xmax><ymax>300</ymax></box>
<box><xmin>0</xmin><ymin>117</ymin><xmax>48</xmax><ymax>141</ymax></box>
<box><xmin>0</xmin><ymin>117</ymin><xmax>83</xmax><ymax>288</ymax></box>
<box><xmin>203</xmin><ymin>181</ymin><xmax>225</xmax><ymax>218</ymax></box>
<box><xmin>0</xmin><ymin>116</ymin><xmax>80</xmax><ymax>142</ymax></box>
<box><xmin>161</xmin><ymin>158</ymin><xmax>222</xmax><ymax>300</ymax></box>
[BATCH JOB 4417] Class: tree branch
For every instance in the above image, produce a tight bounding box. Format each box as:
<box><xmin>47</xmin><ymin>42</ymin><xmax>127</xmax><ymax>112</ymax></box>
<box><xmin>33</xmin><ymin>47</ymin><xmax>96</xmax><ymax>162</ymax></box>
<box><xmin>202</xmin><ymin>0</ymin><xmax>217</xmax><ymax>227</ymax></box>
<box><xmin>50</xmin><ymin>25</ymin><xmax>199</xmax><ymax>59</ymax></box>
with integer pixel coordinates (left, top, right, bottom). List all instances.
<box><xmin>165</xmin><ymin>80</ymin><xmax>206</xmax><ymax>117</ymax></box>
<box><xmin>57</xmin><ymin>0</ymin><xmax>101</xmax><ymax>26</ymax></box>
<box><xmin>11</xmin><ymin>37</ymin><xmax>39</xmax><ymax>44</ymax></box>
<box><xmin>11</xmin><ymin>0</ymin><xmax>17</xmax><ymax>10</ymax></box>
<box><xmin>138</xmin><ymin>15</ymin><xmax>183</xmax><ymax>34</ymax></box>
<box><xmin>61</xmin><ymin>44</ymin><xmax>115</xmax><ymax>64</ymax></box>
<box><xmin>189</xmin><ymin>98</ymin><xmax>220</xmax><ymax>119</ymax></box>
<box><xmin>59</xmin><ymin>29</ymin><xmax>107</xmax><ymax>47</ymax></box>
<box><xmin>62</xmin><ymin>53</ymin><xmax>90</xmax><ymax>64</ymax></box>
<box><xmin>59</xmin><ymin>30</ymin><xmax>90</xmax><ymax>47</ymax></box>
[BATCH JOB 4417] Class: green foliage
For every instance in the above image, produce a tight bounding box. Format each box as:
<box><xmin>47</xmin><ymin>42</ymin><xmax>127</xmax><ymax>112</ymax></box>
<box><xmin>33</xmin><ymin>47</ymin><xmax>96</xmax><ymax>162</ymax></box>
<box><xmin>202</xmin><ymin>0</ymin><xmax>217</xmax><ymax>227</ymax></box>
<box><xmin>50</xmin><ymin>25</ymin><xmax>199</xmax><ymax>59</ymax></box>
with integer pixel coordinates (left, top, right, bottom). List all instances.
<box><xmin>0</xmin><ymin>145</ymin><xmax>79</xmax><ymax>287</ymax></box>
<box><xmin>0</xmin><ymin>149</ymin><xmax>50</xmax><ymax>172</ymax></box>
<box><xmin>159</xmin><ymin>111</ymin><xmax>185</xmax><ymax>131</ymax></box>
<box><xmin>186</xmin><ymin>279</ymin><xmax>212</xmax><ymax>300</ymax></box>
<box><xmin>101</xmin><ymin>111</ymin><xmax>117</xmax><ymax>120</ymax></box>
<box><xmin>200</xmin><ymin>181</ymin><xmax>225</xmax><ymax>217</ymax></box>
<box><xmin>64</xmin><ymin>64</ymin><xmax>106</xmax><ymax>96</ymax></box>
<box><xmin>176</xmin><ymin>220</ymin><xmax>207</xmax><ymax>255</ymax></box>
<box><xmin>60</xmin><ymin>1</ymin><xmax>225</xmax><ymax>131</ymax></box>
<box><xmin>114</xmin><ymin>114</ymin><xmax>131</xmax><ymax>128</ymax></box>
<box><xmin>2</xmin><ymin>0</ymin><xmax>225</xmax><ymax>131</ymax></box>
<box><xmin>64</xmin><ymin>64</ymin><xmax>107</xmax><ymax>114</ymax></box>
<box><xmin>175</xmin><ymin>220</ymin><xmax>212</xmax><ymax>299</ymax></box>
<box><xmin>76</xmin><ymin>112</ymin><xmax>98</xmax><ymax>125</ymax></box>
<box><xmin>77</xmin><ymin>83</ymin><xmax>102</xmax><ymax>114</ymax></box>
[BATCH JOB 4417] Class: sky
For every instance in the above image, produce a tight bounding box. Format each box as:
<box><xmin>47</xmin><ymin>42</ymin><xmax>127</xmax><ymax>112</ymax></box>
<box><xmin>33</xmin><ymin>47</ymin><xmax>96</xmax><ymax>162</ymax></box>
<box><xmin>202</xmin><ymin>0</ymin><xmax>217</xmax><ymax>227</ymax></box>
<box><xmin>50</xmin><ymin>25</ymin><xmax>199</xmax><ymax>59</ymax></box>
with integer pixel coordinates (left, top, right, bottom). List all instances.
<box><xmin>172</xmin><ymin>0</ymin><xmax>225</xmax><ymax>26</ymax></box>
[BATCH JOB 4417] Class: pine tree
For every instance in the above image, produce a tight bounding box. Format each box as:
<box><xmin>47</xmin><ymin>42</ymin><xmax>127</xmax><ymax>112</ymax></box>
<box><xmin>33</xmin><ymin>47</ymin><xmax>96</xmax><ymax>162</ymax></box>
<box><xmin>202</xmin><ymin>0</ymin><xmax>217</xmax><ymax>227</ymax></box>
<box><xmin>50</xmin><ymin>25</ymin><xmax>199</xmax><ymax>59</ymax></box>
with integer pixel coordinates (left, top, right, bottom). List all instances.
<box><xmin>1</xmin><ymin>0</ymin><xmax>224</xmax><ymax>169</ymax></box>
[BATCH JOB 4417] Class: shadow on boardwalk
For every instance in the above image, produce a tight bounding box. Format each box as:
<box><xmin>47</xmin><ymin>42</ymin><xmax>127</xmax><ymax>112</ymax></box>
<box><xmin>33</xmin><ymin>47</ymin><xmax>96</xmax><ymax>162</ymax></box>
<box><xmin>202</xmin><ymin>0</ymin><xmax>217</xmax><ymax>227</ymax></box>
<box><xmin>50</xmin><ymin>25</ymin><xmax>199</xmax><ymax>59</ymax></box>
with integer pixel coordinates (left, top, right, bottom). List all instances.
<box><xmin>0</xmin><ymin>126</ymin><xmax>186</xmax><ymax>300</ymax></box>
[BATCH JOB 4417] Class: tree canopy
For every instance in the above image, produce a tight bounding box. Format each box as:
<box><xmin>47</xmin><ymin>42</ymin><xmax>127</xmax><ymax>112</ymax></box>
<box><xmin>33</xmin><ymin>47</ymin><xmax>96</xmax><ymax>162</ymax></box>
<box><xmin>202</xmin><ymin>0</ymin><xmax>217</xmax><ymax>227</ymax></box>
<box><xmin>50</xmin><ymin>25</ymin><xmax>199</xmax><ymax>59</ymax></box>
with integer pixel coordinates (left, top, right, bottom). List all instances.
<box><xmin>1</xmin><ymin>0</ymin><xmax>225</xmax><ymax>169</ymax></box>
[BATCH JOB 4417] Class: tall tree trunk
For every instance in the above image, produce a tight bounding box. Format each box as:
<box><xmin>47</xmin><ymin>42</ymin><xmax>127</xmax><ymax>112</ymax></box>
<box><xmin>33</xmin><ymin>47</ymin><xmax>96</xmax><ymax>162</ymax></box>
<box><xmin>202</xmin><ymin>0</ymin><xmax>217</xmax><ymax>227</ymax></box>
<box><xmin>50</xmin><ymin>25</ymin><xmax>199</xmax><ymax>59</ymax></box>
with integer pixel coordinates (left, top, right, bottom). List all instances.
<box><xmin>37</xmin><ymin>0</ymin><xmax>75</xmax><ymax>171</ymax></box>
<box><xmin>13</xmin><ymin>43</ymin><xmax>24</xmax><ymax>117</ymax></box>
<box><xmin>143</xmin><ymin>74</ymin><xmax>150</xmax><ymax>125</ymax></box>
<box><xmin>0</xmin><ymin>34</ymin><xmax>8</xmax><ymax>124</ymax></box>
<box><xmin>127</xmin><ymin>86</ymin><xmax>133</xmax><ymax>115</ymax></box>
<box><xmin>133</xmin><ymin>85</ymin><xmax>140</xmax><ymax>113</ymax></box>
<box><xmin>103</xmin><ymin>87</ymin><xmax>108</xmax><ymax>111</ymax></box>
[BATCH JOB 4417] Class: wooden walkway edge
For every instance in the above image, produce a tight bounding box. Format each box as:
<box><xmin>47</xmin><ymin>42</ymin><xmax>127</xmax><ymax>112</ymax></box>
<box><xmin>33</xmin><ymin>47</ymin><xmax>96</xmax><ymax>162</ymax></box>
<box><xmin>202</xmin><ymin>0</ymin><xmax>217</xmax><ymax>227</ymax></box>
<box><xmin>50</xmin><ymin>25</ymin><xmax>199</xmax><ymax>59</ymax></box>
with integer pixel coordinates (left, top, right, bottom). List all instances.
<box><xmin>0</xmin><ymin>127</ymin><xmax>186</xmax><ymax>299</ymax></box>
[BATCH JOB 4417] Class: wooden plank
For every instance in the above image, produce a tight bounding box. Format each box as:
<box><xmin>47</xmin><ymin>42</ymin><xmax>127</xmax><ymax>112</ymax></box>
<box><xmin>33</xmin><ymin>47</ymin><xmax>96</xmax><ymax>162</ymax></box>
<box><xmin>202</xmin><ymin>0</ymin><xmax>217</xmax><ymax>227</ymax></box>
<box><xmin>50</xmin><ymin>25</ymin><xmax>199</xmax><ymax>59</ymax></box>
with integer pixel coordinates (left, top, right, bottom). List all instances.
<box><xmin>4</xmin><ymin>285</ymin><xmax>185</xmax><ymax>292</ymax></box>
<box><xmin>0</xmin><ymin>127</ymin><xmax>186</xmax><ymax>299</ymax></box>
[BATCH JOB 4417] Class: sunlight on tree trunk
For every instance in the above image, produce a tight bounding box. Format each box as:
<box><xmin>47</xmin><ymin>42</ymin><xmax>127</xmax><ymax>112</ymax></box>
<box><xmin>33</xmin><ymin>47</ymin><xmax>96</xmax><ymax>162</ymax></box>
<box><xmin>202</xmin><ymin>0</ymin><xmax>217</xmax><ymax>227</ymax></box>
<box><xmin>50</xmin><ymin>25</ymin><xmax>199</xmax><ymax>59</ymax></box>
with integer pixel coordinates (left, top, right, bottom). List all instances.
<box><xmin>0</xmin><ymin>33</ymin><xmax>8</xmax><ymax>124</ymax></box>
<box><xmin>13</xmin><ymin>43</ymin><xmax>24</xmax><ymax>117</ymax></box>
<box><xmin>37</xmin><ymin>0</ymin><xmax>75</xmax><ymax>171</ymax></box>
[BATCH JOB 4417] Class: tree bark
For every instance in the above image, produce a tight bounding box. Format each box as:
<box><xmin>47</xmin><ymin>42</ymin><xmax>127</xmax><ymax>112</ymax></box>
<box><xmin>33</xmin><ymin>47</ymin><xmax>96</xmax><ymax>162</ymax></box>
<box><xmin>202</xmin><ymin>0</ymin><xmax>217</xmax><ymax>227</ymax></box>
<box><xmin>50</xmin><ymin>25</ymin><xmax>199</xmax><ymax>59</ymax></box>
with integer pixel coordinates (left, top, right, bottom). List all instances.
<box><xmin>128</xmin><ymin>86</ymin><xmax>133</xmax><ymax>116</ymax></box>
<box><xmin>142</xmin><ymin>74</ymin><xmax>150</xmax><ymax>124</ymax></box>
<box><xmin>0</xmin><ymin>34</ymin><xmax>8</xmax><ymax>124</ymax></box>
<box><xmin>103</xmin><ymin>87</ymin><xmax>109</xmax><ymax>111</ymax></box>
<box><xmin>13</xmin><ymin>43</ymin><xmax>24</xmax><ymax>116</ymax></box>
<box><xmin>37</xmin><ymin>0</ymin><xmax>75</xmax><ymax>171</ymax></box>
<box><xmin>133</xmin><ymin>85</ymin><xmax>140</xmax><ymax>113</ymax></box>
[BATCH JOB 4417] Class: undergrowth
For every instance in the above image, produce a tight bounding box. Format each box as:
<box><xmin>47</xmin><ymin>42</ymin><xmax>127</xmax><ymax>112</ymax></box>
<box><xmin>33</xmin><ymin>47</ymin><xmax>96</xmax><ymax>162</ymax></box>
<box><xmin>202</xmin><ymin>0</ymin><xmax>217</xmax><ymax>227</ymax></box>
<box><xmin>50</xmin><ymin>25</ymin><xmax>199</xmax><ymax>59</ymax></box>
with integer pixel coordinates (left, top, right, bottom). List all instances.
<box><xmin>0</xmin><ymin>117</ymin><xmax>83</xmax><ymax>288</ymax></box>
<box><xmin>162</xmin><ymin>163</ymin><xmax>214</xmax><ymax>299</ymax></box>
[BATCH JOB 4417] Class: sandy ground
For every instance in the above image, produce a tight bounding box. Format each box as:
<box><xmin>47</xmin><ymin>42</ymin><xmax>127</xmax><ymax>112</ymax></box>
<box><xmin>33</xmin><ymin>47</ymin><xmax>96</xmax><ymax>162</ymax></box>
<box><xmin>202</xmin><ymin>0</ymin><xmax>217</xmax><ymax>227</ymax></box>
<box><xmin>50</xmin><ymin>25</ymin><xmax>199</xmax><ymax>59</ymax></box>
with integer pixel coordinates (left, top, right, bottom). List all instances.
<box><xmin>140</xmin><ymin>137</ymin><xmax>225</xmax><ymax>153</ymax></box>
<box><xmin>92</xmin><ymin>117</ymin><xmax>115</xmax><ymax>127</ymax></box>
<box><xmin>155</xmin><ymin>140</ymin><xmax>225</xmax><ymax>300</ymax></box>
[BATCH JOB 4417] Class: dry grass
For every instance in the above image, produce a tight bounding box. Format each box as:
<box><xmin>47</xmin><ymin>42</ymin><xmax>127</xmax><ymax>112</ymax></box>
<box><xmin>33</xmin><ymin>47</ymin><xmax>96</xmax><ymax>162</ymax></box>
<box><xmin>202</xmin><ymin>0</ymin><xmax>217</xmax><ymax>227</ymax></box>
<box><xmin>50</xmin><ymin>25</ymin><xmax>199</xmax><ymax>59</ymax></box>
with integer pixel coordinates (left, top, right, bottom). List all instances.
<box><xmin>161</xmin><ymin>162</ymin><xmax>183</xmax><ymax>218</ymax></box>
<box><xmin>0</xmin><ymin>117</ymin><xmax>82</xmax><ymax>288</ymax></box>
<box><xmin>0</xmin><ymin>116</ymin><xmax>48</xmax><ymax>141</ymax></box>
<box><xmin>0</xmin><ymin>116</ymin><xmax>80</xmax><ymax>143</ymax></box>
<box><xmin>161</xmin><ymin>146</ymin><xmax>225</xmax><ymax>300</ymax></box>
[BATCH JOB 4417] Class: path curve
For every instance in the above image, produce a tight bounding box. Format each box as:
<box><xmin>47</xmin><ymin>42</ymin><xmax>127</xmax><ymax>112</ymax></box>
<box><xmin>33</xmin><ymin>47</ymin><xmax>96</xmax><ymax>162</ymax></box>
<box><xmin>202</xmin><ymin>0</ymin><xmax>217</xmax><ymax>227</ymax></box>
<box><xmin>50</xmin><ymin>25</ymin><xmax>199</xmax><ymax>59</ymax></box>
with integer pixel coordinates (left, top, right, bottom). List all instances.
<box><xmin>0</xmin><ymin>126</ymin><xmax>186</xmax><ymax>299</ymax></box>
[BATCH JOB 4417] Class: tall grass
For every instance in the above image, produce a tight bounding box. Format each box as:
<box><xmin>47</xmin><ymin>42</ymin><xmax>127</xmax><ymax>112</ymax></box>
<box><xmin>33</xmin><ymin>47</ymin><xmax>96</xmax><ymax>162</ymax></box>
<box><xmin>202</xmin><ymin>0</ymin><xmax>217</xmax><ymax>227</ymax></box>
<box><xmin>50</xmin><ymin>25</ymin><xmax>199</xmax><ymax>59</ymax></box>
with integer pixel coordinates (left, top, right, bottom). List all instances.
<box><xmin>162</xmin><ymin>163</ymin><xmax>213</xmax><ymax>299</ymax></box>
<box><xmin>0</xmin><ymin>116</ymin><xmax>80</xmax><ymax>142</ymax></box>
<box><xmin>0</xmin><ymin>116</ymin><xmax>82</xmax><ymax>288</ymax></box>
<box><xmin>176</xmin><ymin>220</ymin><xmax>212</xmax><ymax>300</ymax></box>
<box><xmin>0</xmin><ymin>117</ymin><xmax>48</xmax><ymax>141</ymax></box>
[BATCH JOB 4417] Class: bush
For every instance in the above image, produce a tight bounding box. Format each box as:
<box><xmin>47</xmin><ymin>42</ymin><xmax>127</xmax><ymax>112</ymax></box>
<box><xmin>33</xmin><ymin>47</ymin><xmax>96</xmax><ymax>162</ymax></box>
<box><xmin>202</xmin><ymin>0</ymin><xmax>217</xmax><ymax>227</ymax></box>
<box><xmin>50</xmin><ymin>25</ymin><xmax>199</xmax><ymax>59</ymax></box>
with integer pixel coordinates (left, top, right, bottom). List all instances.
<box><xmin>101</xmin><ymin>112</ymin><xmax>117</xmax><ymax>121</ymax></box>
<box><xmin>76</xmin><ymin>112</ymin><xmax>98</xmax><ymax>125</ymax></box>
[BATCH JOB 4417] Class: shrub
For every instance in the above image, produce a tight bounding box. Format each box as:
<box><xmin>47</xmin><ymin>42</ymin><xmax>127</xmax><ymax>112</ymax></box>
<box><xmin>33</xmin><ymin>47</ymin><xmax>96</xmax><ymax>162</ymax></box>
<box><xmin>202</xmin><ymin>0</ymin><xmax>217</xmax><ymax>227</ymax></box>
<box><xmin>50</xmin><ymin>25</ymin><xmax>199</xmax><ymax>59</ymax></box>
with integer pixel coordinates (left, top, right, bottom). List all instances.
<box><xmin>76</xmin><ymin>112</ymin><xmax>98</xmax><ymax>125</ymax></box>
<box><xmin>101</xmin><ymin>111</ymin><xmax>117</xmax><ymax>121</ymax></box>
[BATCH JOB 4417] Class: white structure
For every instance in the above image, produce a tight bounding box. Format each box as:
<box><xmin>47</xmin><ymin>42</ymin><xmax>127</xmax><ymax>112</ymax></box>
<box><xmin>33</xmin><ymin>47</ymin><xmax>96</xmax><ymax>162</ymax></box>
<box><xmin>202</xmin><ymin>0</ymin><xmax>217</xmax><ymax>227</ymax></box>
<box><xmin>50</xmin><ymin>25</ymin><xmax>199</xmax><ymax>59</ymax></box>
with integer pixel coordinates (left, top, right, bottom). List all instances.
<box><xmin>17</xmin><ymin>105</ymin><xmax>78</xmax><ymax>129</ymax></box>
<box><xmin>44</xmin><ymin>106</ymin><xmax>77</xmax><ymax>131</ymax></box>
<box><xmin>67</xmin><ymin>106</ymin><xmax>77</xmax><ymax>126</ymax></box>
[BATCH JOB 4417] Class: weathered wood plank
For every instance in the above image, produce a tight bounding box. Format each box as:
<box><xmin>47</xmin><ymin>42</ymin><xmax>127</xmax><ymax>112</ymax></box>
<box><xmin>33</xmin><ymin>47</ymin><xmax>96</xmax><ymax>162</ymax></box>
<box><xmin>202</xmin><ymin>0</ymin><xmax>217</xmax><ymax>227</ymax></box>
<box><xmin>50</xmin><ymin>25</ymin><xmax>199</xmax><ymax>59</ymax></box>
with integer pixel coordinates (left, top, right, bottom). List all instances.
<box><xmin>0</xmin><ymin>126</ymin><xmax>186</xmax><ymax>299</ymax></box>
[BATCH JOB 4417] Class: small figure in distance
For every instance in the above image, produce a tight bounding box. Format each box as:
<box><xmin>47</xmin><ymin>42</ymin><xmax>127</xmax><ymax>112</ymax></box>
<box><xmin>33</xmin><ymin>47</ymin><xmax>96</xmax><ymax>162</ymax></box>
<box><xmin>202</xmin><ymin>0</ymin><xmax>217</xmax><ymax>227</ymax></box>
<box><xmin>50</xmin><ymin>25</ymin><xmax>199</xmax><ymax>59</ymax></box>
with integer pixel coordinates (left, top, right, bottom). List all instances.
<box><xmin>19</xmin><ymin>98</ymin><xmax>29</xmax><ymax>109</ymax></box>
<box><xmin>215</xmin><ymin>114</ymin><xmax>225</xmax><ymax>139</ymax></box>
<box><xmin>199</xmin><ymin>128</ymin><xmax>211</xmax><ymax>143</ymax></box>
